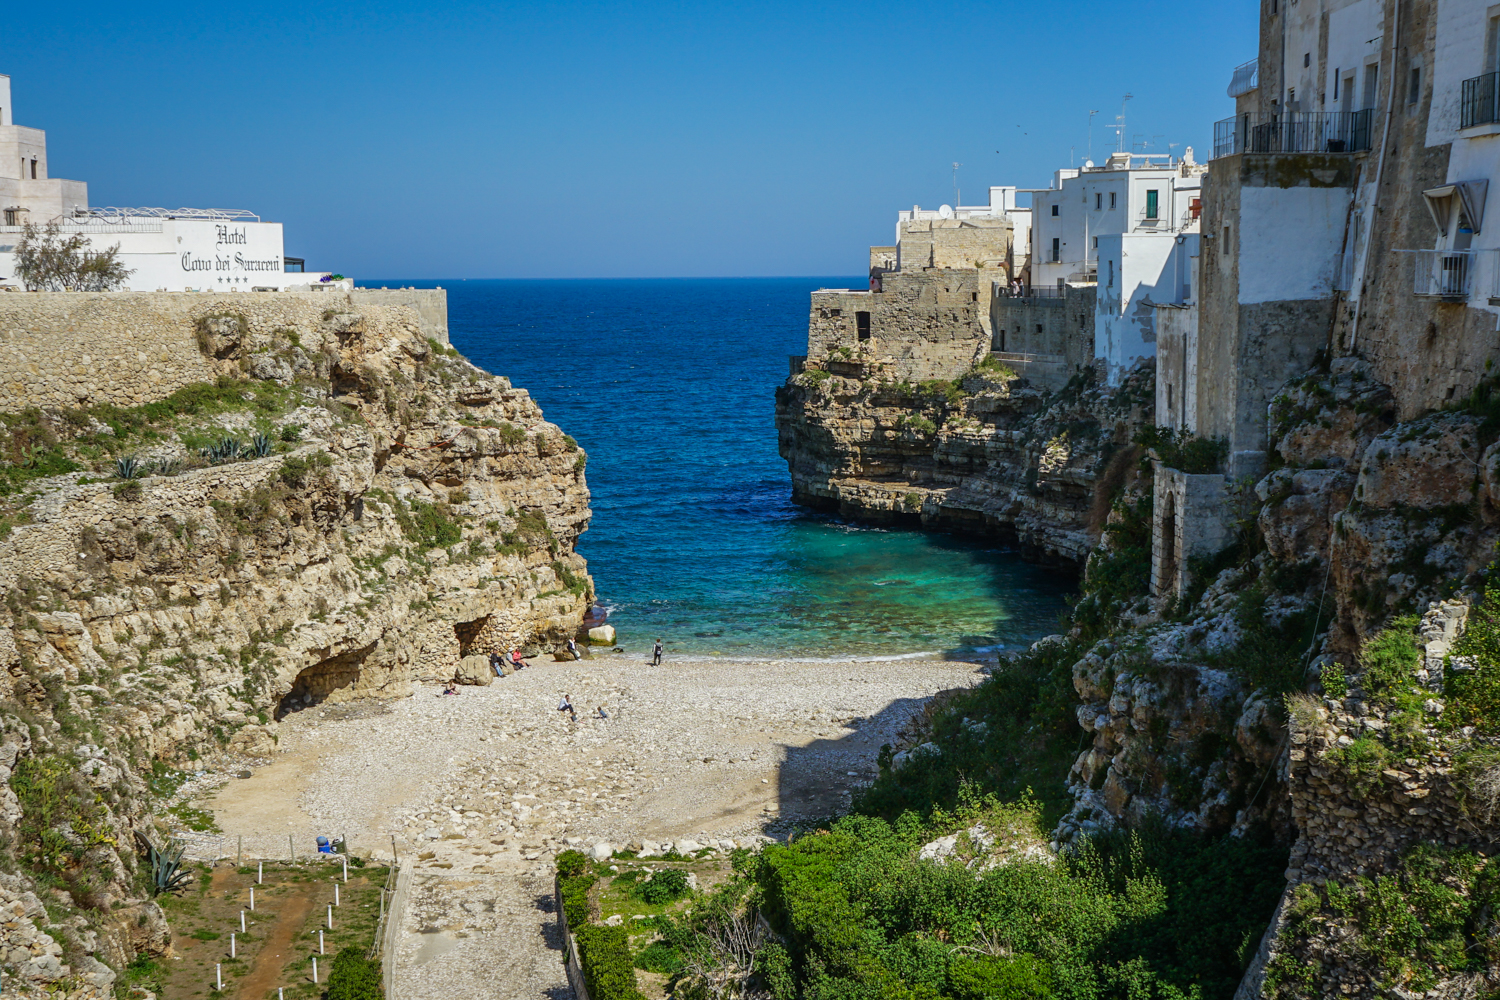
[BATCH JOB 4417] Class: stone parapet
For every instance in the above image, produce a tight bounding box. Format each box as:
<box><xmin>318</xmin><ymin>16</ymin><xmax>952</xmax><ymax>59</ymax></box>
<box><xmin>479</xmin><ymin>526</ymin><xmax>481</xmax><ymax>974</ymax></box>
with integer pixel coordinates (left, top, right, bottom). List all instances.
<box><xmin>0</xmin><ymin>289</ymin><xmax>446</xmax><ymax>410</ymax></box>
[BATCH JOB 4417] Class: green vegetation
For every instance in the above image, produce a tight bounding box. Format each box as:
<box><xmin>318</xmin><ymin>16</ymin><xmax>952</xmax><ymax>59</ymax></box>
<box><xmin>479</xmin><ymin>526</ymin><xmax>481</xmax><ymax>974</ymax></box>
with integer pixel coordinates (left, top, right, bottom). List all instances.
<box><xmin>1442</xmin><ymin>575</ymin><xmax>1500</xmax><ymax>734</ymax></box>
<box><xmin>278</xmin><ymin>449</ymin><xmax>334</xmax><ymax>488</ymax></box>
<box><xmin>0</xmin><ymin>376</ymin><xmax>301</xmax><ymax>495</ymax></box>
<box><xmin>900</xmin><ymin>414</ymin><xmax>938</xmax><ymax>435</ymax></box>
<box><xmin>1134</xmin><ymin>426</ymin><xmax>1228</xmax><ymax>475</ymax></box>
<box><xmin>1268</xmin><ymin>845</ymin><xmax>1500</xmax><ymax>996</ymax></box>
<box><xmin>636</xmin><ymin>868</ymin><xmax>689</xmax><ymax>905</ymax></box>
<box><xmin>576</xmin><ymin>924</ymin><xmax>646</xmax><ymax>1000</ymax></box>
<box><xmin>324</xmin><ymin>947</ymin><xmax>383</xmax><ymax>1000</ymax></box>
<box><xmin>1072</xmin><ymin>490</ymin><xmax>1152</xmax><ymax>641</ymax></box>
<box><xmin>395</xmin><ymin>498</ymin><xmax>463</xmax><ymax>549</ymax></box>
<box><xmin>750</xmin><ymin>805</ymin><xmax>1282</xmax><ymax>1000</ymax></box>
<box><xmin>11</xmin><ymin>752</ymin><xmax>117</xmax><ymax>902</ymax></box>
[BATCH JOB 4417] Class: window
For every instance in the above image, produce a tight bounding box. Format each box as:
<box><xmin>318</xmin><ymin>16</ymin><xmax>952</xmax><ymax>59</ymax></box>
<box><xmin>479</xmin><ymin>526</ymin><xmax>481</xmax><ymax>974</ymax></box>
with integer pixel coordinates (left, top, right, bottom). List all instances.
<box><xmin>1093</xmin><ymin>236</ymin><xmax>1098</xmax><ymax>249</ymax></box>
<box><xmin>1333</xmin><ymin>70</ymin><xmax>1340</xmax><ymax>100</ymax></box>
<box><xmin>1488</xmin><ymin>15</ymin><xmax>1500</xmax><ymax>74</ymax></box>
<box><xmin>855</xmin><ymin>311</ymin><xmax>871</xmax><ymax>341</ymax></box>
<box><xmin>2</xmin><ymin>210</ymin><xmax>14</xmax><ymax>226</ymax></box>
<box><xmin>1051</xmin><ymin>237</ymin><xmax>1060</xmax><ymax>262</ymax></box>
<box><xmin>1363</xmin><ymin>63</ymin><xmax>1379</xmax><ymax>109</ymax></box>
<box><xmin>1051</xmin><ymin>204</ymin><xmax>1059</xmax><ymax>217</ymax></box>
<box><xmin>1304</xmin><ymin>53</ymin><xmax>1311</xmax><ymax>68</ymax></box>
<box><xmin>29</xmin><ymin>159</ymin><xmax>36</xmax><ymax>180</ymax></box>
<box><xmin>1409</xmin><ymin>64</ymin><xmax>1422</xmax><ymax>104</ymax></box>
<box><xmin>1109</xmin><ymin>192</ymin><xmax>1116</xmax><ymax>209</ymax></box>
<box><xmin>999</xmin><ymin>329</ymin><xmax>1006</xmax><ymax>351</ymax></box>
<box><xmin>1095</xmin><ymin>193</ymin><xmax>1102</xmax><ymax>209</ymax></box>
<box><xmin>1035</xmin><ymin>324</ymin><xmax>1043</xmax><ymax>334</ymax></box>
<box><xmin>1146</xmin><ymin>189</ymin><xmax>1159</xmax><ymax>220</ymax></box>
<box><xmin>1222</xmin><ymin>224</ymin><xmax>1231</xmax><ymax>245</ymax></box>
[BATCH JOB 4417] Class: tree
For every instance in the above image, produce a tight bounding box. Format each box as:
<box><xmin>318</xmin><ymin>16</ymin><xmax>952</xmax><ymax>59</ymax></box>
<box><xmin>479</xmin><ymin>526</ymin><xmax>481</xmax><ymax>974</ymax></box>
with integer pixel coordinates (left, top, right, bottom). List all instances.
<box><xmin>13</xmin><ymin>222</ymin><xmax>133</xmax><ymax>291</ymax></box>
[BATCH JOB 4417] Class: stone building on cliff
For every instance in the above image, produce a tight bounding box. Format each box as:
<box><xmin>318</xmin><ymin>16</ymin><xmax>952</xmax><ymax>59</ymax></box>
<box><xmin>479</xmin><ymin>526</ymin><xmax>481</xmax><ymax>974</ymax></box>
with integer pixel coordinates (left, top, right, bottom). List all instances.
<box><xmin>1150</xmin><ymin>0</ymin><xmax>1500</xmax><ymax>601</ymax></box>
<box><xmin>0</xmin><ymin>71</ymin><xmax>334</xmax><ymax>292</ymax></box>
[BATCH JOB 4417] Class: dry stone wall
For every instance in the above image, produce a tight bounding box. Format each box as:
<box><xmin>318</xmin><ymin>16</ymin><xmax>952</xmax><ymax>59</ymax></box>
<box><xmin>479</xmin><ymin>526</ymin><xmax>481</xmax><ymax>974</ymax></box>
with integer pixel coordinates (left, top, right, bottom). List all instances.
<box><xmin>0</xmin><ymin>288</ymin><xmax>447</xmax><ymax>409</ymax></box>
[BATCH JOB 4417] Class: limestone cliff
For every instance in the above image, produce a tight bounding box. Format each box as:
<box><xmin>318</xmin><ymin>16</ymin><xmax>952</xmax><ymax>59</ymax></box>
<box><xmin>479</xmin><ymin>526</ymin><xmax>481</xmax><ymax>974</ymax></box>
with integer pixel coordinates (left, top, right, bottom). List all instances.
<box><xmin>0</xmin><ymin>293</ymin><xmax>591</xmax><ymax>995</ymax></box>
<box><xmin>774</xmin><ymin>360</ymin><xmax>1154</xmax><ymax>566</ymax></box>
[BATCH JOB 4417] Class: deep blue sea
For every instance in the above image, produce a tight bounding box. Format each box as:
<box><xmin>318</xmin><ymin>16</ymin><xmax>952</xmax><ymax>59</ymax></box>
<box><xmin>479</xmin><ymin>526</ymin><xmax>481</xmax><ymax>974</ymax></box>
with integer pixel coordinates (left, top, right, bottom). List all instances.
<box><xmin>360</xmin><ymin>278</ymin><xmax>1071</xmax><ymax>659</ymax></box>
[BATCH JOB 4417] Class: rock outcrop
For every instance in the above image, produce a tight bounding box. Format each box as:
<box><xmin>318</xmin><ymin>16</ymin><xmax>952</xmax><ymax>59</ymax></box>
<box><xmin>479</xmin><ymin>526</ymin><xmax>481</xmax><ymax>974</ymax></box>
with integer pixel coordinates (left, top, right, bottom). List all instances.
<box><xmin>0</xmin><ymin>295</ymin><xmax>591</xmax><ymax>993</ymax></box>
<box><xmin>774</xmin><ymin>360</ymin><xmax>1154</xmax><ymax>566</ymax></box>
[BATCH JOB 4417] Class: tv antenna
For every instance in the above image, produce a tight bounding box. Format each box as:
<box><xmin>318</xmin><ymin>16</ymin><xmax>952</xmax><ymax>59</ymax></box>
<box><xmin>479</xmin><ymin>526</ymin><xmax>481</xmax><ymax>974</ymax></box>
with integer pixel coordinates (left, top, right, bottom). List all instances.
<box><xmin>1087</xmin><ymin>110</ymin><xmax>1100</xmax><ymax>164</ymax></box>
<box><xmin>1112</xmin><ymin>93</ymin><xmax>1134</xmax><ymax>154</ymax></box>
<box><xmin>952</xmin><ymin>162</ymin><xmax>962</xmax><ymax>207</ymax></box>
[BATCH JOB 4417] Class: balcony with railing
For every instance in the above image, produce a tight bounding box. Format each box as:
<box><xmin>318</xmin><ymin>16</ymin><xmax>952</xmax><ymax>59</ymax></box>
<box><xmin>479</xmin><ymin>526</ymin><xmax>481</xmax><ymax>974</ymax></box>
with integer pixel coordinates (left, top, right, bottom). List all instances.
<box><xmin>1461</xmin><ymin>72</ymin><xmax>1500</xmax><ymax>129</ymax></box>
<box><xmin>1212</xmin><ymin>110</ymin><xmax>1374</xmax><ymax>159</ymax></box>
<box><xmin>1407</xmin><ymin>248</ymin><xmax>1499</xmax><ymax>301</ymax></box>
<box><xmin>1227</xmin><ymin>59</ymin><xmax>1259</xmax><ymax>98</ymax></box>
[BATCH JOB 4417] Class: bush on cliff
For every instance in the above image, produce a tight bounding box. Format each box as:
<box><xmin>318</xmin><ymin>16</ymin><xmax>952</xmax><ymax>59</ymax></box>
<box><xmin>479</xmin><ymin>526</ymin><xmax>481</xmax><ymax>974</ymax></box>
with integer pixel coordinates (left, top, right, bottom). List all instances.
<box><xmin>575</xmin><ymin>924</ymin><xmax>645</xmax><ymax>1000</ymax></box>
<box><xmin>748</xmin><ymin>806</ymin><xmax>1283</xmax><ymax>1000</ymax></box>
<box><xmin>323</xmin><ymin>946</ymin><xmax>382</xmax><ymax>1000</ymax></box>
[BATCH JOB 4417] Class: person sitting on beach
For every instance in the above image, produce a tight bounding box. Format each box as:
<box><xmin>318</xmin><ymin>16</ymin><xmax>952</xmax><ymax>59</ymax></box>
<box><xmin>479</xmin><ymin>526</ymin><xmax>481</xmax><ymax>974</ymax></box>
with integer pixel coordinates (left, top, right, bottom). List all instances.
<box><xmin>441</xmin><ymin>680</ymin><xmax>459</xmax><ymax>695</ymax></box>
<box><xmin>566</xmin><ymin>638</ymin><xmax>580</xmax><ymax>661</ymax></box>
<box><xmin>511</xmin><ymin>648</ymin><xmax>530</xmax><ymax>670</ymax></box>
<box><xmin>558</xmin><ymin>694</ymin><xmax>576</xmax><ymax>722</ymax></box>
<box><xmin>489</xmin><ymin>651</ymin><xmax>504</xmax><ymax>677</ymax></box>
<box><xmin>596</xmin><ymin>706</ymin><xmax>608</xmax><ymax>719</ymax></box>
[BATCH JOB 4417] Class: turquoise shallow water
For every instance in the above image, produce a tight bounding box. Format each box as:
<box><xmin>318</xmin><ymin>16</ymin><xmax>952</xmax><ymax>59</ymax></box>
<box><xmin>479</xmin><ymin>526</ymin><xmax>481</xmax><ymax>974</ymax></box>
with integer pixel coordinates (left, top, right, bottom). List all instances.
<box><xmin>362</xmin><ymin>278</ymin><xmax>1072</xmax><ymax>659</ymax></box>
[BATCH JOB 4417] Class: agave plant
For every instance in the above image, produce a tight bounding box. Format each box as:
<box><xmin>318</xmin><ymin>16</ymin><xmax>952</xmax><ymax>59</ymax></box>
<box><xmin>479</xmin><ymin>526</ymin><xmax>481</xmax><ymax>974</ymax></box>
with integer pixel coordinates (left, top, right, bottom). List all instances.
<box><xmin>138</xmin><ymin>833</ymin><xmax>193</xmax><ymax>896</ymax></box>
<box><xmin>114</xmin><ymin>455</ymin><xmax>142</xmax><ymax>480</ymax></box>
<box><xmin>250</xmin><ymin>433</ymin><xmax>273</xmax><ymax>457</ymax></box>
<box><xmin>153</xmin><ymin>456</ymin><xmax>183</xmax><ymax>477</ymax></box>
<box><xmin>200</xmin><ymin>436</ymin><xmax>243</xmax><ymax>464</ymax></box>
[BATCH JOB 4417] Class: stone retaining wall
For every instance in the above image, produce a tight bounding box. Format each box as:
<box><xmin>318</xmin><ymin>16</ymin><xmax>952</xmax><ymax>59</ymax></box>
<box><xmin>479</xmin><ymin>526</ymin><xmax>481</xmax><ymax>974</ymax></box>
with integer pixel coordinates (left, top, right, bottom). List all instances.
<box><xmin>0</xmin><ymin>288</ymin><xmax>445</xmax><ymax>410</ymax></box>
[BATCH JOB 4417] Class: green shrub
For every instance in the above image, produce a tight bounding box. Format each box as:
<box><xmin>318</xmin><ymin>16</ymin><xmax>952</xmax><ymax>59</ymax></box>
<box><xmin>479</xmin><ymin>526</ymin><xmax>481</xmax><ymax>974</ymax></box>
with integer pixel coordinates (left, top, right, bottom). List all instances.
<box><xmin>560</xmin><ymin>872</ymin><xmax>597</xmax><ymax>929</ymax></box>
<box><xmin>556</xmin><ymin>849</ymin><xmax>589</xmax><ymax>877</ymax></box>
<box><xmin>278</xmin><ymin>450</ymin><xmax>332</xmax><ymax>488</ymax></box>
<box><xmin>396</xmin><ymin>498</ymin><xmax>463</xmax><ymax>549</ymax></box>
<box><xmin>637</xmin><ymin>868</ymin><xmax>690</xmax><ymax>905</ymax></box>
<box><xmin>946</xmin><ymin>954</ymin><xmax>1054</xmax><ymax>1000</ymax></box>
<box><xmin>1359</xmin><ymin>615</ymin><xmax>1422</xmax><ymax>696</ymax></box>
<box><xmin>574</xmin><ymin>924</ymin><xmax>645</xmax><ymax>1000</ymax></box>
<box><xmin>1324</xmin><ymin>736</ymin><xmax>1391</xmax><ymax>797</ymax></box>
<box><xmin>498</xmin><ymin>423</ymin><xmax>528</xmax><ymax>445</ymax></box>
<box><xmin>324</xmin><ymin>946</ymin><xmax>383</xmax><ymax>1000</ymax></box>
<box><xmin>1443</xmin><ymin>575</ymin><xmax>1500</xmax><ymax>734</ymax></box>
<box><xmin>633</xmin><ymin>939</ymin><xmax>683</xmax><ymax>974</ymax></box>
<box><xmin>111</xmin><ymin>479</ymin><xmax>143</xmax><ymax>501</ymax></box>
<box><xmin>1134</xmin><ymin>426</ymin><xmax>1228</xmax><ymax>475</ymax></box>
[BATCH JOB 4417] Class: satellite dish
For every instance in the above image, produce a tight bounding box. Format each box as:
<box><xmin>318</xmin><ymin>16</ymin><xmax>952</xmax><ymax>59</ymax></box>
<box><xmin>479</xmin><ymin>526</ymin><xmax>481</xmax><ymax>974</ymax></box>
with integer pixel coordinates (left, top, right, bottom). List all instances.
<box><xmin>1084</xmin><ymin>160</ymin><xmax>1095</xmax><ymax>168</ymax></box>
<box><xmin>938</xmin><ymin>204</ymin><xmax>954</xmax><ymax>219</ymax></box>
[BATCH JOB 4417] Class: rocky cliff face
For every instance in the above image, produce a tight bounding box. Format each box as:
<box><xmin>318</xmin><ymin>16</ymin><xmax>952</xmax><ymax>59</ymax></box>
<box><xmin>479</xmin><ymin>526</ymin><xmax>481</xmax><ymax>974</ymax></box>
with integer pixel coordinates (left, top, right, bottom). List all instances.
<box><xmin>0</xmin><ymin>301</ymin><xmax>591</xmax><ymax>995</ymax></box>
<box><xmin>774</xmin><ymin>361</ymin><xmax>1154</xmax><ymax>566</ymax></box>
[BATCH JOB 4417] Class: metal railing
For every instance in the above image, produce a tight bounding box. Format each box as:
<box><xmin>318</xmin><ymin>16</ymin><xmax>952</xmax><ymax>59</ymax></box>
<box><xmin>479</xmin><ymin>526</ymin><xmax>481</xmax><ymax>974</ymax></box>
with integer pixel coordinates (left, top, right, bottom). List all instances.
<box><xmin>1407</xmin><ymin>248</ymin><xmax>1497</xmax><ymax>300</ymax></box>
<box><xmin>1212</xmin><ymin>110</ymin><xmax>1373</xmax><ymax>158</ymax></box>
<box><xmin>1227</xmin><ymin>59</ymin><xmax>1259</xmax><ymax>98</ymax></box>
<box><xmin>995</xmin><ymin>285</ymin><xmax>1068</xmax><ymax>300</ymax></box>
<box><xmin>1461</xmin><ymin>72</ymin><xmax>1500</xmax><ymax>129</ymax></box>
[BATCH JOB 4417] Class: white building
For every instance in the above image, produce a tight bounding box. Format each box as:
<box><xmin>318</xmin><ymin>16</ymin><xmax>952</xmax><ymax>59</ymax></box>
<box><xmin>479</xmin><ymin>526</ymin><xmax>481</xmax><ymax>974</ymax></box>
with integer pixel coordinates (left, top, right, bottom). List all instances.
<box><xmin>0</xmin><ymin>72</ymin><xmax>337</xmax><ymax>292</ymax></box>
<box><xmin>1028</xmin><ymin>151</ymin><xmax>1206</xmax><ymax>383</ymax></box>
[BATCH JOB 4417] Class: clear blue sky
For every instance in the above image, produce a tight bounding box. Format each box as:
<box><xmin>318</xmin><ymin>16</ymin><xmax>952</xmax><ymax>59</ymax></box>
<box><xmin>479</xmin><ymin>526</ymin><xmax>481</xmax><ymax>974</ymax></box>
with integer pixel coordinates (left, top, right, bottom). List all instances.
<box><xmin>9</xmin><ymin>1</ymin><xmax>1256</xmax><ymax>278</ymax></box>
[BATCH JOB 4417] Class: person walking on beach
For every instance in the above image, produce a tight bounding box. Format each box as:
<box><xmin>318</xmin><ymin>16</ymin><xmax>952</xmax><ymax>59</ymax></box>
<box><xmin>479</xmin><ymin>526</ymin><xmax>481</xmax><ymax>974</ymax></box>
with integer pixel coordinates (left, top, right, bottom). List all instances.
<box><xmin>558</xmin><ymin>693</ymin><xmax>577</xmax><ymax>722</ymax></box>
<box><xmin>652</xmin><ymin>639</ymin><xmax>663</xmax><ymax>666</ymax></box>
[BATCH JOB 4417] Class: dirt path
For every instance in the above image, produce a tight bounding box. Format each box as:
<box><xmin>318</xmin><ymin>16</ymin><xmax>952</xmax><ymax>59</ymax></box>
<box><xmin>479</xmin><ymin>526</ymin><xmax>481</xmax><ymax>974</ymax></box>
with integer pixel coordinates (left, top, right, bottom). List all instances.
<box><xmin>236</xmin><ymin>891</ymin><xmax>313</xmax><ymax>1000</ymax></box>
<box><xmin>205</xmin><ymin>654</ymin><xmax>983</xmax><ymax>1000</ymax></box>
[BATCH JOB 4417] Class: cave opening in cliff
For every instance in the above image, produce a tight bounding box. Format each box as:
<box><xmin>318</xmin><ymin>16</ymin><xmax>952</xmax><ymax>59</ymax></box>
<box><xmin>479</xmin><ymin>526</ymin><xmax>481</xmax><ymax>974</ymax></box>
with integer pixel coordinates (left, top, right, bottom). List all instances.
<box><xmin>275</xmin><ymin>641</ymin><xmax>376</xmax><ymax>719</ymax></box>
<box><xmin>454</xmin><ymin>616</ymin><xmax>490</xmax><ymax>658</ymax></box>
